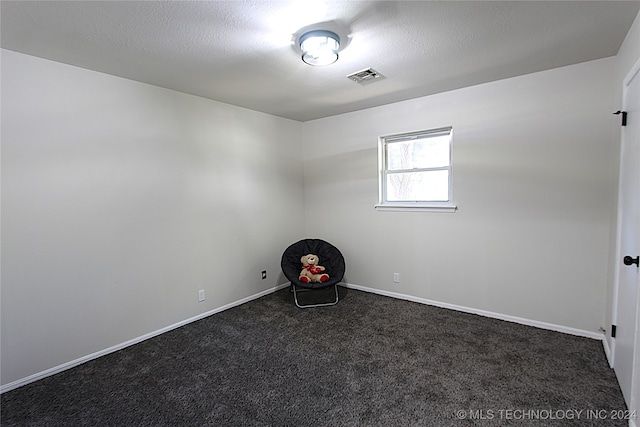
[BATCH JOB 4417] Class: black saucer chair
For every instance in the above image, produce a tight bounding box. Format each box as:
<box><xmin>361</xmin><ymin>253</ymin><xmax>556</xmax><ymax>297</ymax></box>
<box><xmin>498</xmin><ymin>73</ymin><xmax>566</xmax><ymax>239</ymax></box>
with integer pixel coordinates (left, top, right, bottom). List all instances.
<box><xmin>281</xmin><ymin>239</ymin><xmax>346</xmax><ymax>308</ymax></box>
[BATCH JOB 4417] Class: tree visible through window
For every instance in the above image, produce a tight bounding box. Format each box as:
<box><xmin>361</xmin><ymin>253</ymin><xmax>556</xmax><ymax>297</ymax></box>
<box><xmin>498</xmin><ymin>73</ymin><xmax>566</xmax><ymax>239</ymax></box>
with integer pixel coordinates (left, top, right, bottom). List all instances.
<box><xmin>378</xmin><ymin>127</ymin><xmax>454</xmax><ymax>210</ymax></box>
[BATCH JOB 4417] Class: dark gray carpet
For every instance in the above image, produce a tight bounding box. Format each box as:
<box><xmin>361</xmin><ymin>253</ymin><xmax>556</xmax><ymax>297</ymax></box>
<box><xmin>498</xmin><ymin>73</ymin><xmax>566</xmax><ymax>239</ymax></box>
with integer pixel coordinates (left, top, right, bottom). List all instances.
<box><xmin>1</xmin><ymin>287</ymin><xmax>628</xmax><ymax>426</ymax></box>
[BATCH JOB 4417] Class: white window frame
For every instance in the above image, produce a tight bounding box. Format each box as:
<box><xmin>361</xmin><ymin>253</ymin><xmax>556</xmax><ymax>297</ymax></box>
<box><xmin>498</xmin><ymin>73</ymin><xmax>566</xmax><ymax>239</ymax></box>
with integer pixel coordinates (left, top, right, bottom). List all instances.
<box><xmin>375</xmin><ymin>127</ymin><xmax>457</xmax><ymax>212</ymax></box>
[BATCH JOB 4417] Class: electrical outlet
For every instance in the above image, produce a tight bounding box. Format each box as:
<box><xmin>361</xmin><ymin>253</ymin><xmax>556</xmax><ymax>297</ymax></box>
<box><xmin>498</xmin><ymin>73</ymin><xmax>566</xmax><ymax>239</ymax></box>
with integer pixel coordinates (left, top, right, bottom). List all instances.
<box><xmin>261</xmin><ymin>270</ymin><xmax>267</xmax><ymax>280</ymax></box>
<box><xmin>393</xmin><ymin>273</ymin><xmax>400</xmax><ymax>283</ymax></box>
<box><xmin>198</xmin><ymin>290</ymin><xmax>205</xmax><ymax>302</ymax></box>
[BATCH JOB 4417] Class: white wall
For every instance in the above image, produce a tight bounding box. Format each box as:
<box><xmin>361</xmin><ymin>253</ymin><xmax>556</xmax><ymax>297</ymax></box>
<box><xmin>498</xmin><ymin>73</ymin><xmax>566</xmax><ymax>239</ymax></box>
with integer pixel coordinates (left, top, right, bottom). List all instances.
<box><xmin>0</xmin><ymin>41</ymin><xmax>628</xmax><ymax>391</ymax></box>
<box><xmin>0</xmin><ymin>50</ymin><xmax>305</xmax><ymax>387</ymax></box>
<box><xmin>303</xmin><ymin>58</ymin><xmax>616</xmax><ymax>334</ymax></box>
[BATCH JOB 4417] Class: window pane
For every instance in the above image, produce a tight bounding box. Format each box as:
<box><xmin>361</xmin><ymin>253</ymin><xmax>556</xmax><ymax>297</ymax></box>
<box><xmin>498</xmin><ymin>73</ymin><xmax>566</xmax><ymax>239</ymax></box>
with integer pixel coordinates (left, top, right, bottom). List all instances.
<box><xmin>386</xmin><ymin>170</ymin><xmax>449</xmax><ymax>202</ymax></box>
<box><xmin>387</xmin><ymin>134</ymin><xmax>450</xmax><ymax>171</ymax></box>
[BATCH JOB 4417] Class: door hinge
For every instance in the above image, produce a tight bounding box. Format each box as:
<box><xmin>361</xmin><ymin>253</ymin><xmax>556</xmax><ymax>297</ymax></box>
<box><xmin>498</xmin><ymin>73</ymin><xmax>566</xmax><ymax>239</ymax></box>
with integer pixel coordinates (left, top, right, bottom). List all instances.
<box><xmin>611</xmin><ymin>324</ymin><xmax>617</xmax><ymax>338</ymax></box>
<box><xmin>613</xmin><ymin>110</ymin><xmax>627</xmax><ymax>126</ymax></box>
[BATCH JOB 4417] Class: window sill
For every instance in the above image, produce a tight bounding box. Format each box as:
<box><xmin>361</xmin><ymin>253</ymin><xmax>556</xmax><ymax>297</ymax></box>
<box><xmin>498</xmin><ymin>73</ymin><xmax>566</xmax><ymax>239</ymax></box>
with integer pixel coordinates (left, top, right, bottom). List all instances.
<box><xmin>374</xmin><ymin>204</ymin><xmax>458</xmax><ymax>213</ymax></box>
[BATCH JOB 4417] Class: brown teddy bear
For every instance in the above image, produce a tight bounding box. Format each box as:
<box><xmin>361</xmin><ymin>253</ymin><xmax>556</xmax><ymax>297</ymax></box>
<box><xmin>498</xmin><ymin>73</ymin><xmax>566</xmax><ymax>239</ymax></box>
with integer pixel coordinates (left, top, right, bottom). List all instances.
<box><xmin>299</xmin><ymin>254</ymin><xmax>329</xmax><ymax>283</ymax></box>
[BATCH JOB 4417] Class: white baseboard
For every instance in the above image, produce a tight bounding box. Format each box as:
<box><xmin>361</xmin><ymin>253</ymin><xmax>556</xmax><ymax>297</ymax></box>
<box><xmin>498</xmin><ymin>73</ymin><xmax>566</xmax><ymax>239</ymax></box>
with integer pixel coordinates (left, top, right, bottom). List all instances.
<box><xmin>342</xmin><ymin>282</ymin><xmax>605</xmax><ymax>340</ymax></box>
<box><xmin>0</xmin><ymin>283</ymin><xmax>290</xmax><ymax>394</ymax></box>
<box><xmin>2</xmin><ymin>281</ymin><xmax>607</xmax><ymax>394</ymax></box>
<box><xmin>602</xmin><ymin>335</ymin><xmax>614</xmax><ymax>367</ymax></box>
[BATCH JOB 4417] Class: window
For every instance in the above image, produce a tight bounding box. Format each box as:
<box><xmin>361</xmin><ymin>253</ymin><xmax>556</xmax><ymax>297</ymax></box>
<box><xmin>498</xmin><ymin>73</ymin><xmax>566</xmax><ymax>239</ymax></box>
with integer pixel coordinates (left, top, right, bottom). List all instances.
<box><xmin>376</xmin><ymin>127</ymin><xmax>456</xmax><ymax>212</ymax></box>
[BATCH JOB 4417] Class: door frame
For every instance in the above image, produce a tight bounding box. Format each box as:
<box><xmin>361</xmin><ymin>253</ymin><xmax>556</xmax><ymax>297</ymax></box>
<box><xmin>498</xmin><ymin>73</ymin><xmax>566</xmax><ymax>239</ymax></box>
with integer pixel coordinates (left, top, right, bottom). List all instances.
<box><xmin>610</xmin><ymin>56</ymin><xmax>640</xmax><ymax>403</ymax></box>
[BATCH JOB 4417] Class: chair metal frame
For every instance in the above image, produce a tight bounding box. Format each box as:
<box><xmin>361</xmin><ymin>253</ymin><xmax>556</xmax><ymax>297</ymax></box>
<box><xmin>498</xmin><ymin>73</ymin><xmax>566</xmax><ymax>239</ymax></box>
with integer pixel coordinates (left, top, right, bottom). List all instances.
<box><xmin>290</xmin><ymin>283</ymin><xmax>339</xmax><ymax>309</ymax></box>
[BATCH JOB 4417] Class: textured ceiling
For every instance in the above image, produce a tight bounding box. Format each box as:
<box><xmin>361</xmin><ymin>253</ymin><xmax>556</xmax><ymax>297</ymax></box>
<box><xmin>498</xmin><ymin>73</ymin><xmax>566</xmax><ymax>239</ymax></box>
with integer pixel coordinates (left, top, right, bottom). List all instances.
<box><xmin>2</xmin><ymin>1</ymin><xmax>639</xmax><ymax>122</ymax></box>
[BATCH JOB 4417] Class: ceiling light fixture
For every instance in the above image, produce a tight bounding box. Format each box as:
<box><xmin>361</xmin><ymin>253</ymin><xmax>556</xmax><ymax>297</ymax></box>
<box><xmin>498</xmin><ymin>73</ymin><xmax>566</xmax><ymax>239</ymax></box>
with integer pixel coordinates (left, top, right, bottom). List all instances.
<box><xmin>299</xmin><ymin>30</ymin><xmax>340</xmax><ymax>66</ymax></box>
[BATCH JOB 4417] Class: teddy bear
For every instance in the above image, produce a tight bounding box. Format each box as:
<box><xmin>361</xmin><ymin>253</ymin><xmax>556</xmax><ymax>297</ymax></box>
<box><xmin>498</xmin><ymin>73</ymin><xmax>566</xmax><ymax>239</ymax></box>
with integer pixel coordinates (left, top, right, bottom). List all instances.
<box><xmin>299</xmin><ymin>254</ymin><xmax>329</xmax><ymax>283</ymax></box>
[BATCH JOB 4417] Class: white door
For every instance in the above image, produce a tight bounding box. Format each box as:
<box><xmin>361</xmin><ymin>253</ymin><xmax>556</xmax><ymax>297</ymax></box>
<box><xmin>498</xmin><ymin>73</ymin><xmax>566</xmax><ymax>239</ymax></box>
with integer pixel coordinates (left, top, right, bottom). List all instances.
<box><xmin>614</xmin><ymin>60</ymin><xmax>640</xmax><ymax>407</ymax></box>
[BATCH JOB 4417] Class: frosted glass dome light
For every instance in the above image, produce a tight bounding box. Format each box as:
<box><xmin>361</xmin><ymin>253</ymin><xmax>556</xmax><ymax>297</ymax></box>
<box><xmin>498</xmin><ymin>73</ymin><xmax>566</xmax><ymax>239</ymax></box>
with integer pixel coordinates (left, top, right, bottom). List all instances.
<box><xmin>300</xmin><ymin>30</ymin><xmax>340</xmax><ymax>66</ymax></box>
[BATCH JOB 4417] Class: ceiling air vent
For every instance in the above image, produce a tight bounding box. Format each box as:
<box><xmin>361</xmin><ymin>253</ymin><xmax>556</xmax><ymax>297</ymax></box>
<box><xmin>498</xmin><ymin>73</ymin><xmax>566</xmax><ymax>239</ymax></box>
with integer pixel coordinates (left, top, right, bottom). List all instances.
<box><xmin>347</xmin><ymin>68</ymin><xmax>383</xmax><ymax>84</ymax></box>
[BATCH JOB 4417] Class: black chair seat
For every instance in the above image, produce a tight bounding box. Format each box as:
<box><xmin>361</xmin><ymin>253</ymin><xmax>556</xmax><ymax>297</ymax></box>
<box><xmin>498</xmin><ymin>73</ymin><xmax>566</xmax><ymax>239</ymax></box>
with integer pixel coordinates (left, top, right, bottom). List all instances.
<box><xmin>281</xmin><ymin>238</ymin><xmax>345</xmax><ymax>289</ymax></box>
